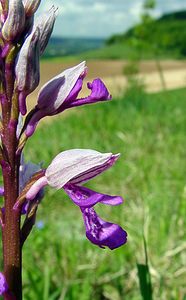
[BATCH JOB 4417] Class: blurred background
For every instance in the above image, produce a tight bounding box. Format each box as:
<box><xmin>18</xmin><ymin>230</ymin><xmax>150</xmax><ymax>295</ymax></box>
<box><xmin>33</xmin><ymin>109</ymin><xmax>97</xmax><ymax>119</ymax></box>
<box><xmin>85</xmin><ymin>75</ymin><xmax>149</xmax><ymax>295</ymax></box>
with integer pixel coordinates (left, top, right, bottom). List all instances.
<box><xmin>12</xmin><ymin>0</ymin><xmax>186</xmax><ymax>299</ymax></box>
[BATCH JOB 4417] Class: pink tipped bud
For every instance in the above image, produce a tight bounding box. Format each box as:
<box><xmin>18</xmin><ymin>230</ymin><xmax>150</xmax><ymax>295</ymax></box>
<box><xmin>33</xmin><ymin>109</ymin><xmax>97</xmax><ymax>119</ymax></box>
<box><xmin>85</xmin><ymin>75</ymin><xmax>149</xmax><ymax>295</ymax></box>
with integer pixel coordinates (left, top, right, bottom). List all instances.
<box><xmin>23</xmin><ymin>0</ymin><xmax>41</xmax><ymax>17</ymax></box>
<box><xmin>2</xmin><ymin>0</ymin><xmax>25</xmax><ymax>41</ymax></box>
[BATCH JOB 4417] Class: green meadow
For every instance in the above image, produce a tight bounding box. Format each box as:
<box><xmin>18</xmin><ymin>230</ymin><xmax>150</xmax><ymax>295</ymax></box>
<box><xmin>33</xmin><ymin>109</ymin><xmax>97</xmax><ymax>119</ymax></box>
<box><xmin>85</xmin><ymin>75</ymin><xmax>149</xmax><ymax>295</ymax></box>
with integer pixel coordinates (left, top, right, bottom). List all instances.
<box><xmin>14</xmin><ymin>86</ymin><xmax>186</xmax><ymax>299</ymax></box>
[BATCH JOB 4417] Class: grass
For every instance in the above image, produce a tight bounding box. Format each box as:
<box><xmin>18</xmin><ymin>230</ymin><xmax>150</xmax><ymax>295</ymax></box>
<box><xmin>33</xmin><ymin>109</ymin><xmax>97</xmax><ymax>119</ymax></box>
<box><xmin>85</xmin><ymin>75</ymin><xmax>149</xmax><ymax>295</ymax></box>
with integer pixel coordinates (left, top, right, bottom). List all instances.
<box><xmin>1</xmin><ymin>86</ymin><xmax>186</xmax><ymax>299</ymax></box>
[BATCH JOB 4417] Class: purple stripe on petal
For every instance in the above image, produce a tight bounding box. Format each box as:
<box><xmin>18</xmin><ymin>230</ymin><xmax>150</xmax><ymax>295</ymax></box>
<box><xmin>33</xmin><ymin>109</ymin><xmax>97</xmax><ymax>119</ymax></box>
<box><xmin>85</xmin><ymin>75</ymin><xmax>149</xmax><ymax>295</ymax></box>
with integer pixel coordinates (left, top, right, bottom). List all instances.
<box><xmin>38</xmin><ymin>76</ymin><xmax>65</xmax><ymax>111</ymax></box>
<box><xmin>68</xmin><ymin>78</ymin><xmax>111</xmax><ymax>108</ymax></box>
<box><xmin>63</xmin><ymin>78</ymin><xmax>83</xmax><ymax>104</ymax></box>
<box><xmin>70</xmin><ymin>154</ymin><xmax>119</xmax><ymax>185</ymax></box>
<box><xmin>64</xmin><ymin>184</ymin><xmax>123</xmax><ymax>208</ymax></box>
<box><xmin>81</xmin><ymin>207</ymin><xmax>127</xmax><ymax>250</ymax></box>
<box><xmin>18</xmin><ymin>91</ymin><xmax>27</xmax><ymax>115</ymax></box>
<box><xmin>0</xmin><ymin>273</ymin><xmax>8</xmax><ymax>295</ymax></box>
<box><xmin>45</xmin><ymin>149</ymin><xmax>116</xmax><ymax>189</ymax></box>
<box><xmin>25</xmin><ymin>109</ymin><xmax>47</xmax><ymax>137</ymax></box>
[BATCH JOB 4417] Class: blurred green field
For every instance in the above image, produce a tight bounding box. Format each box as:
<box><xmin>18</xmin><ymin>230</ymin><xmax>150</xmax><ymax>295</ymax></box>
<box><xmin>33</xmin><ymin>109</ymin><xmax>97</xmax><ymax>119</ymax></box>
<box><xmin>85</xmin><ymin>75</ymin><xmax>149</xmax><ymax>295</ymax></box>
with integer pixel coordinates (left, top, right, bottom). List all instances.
<box><xmin>1</xmin><ymin>86</ymin><xmax>186</xmax><ymax>299</ymax></box>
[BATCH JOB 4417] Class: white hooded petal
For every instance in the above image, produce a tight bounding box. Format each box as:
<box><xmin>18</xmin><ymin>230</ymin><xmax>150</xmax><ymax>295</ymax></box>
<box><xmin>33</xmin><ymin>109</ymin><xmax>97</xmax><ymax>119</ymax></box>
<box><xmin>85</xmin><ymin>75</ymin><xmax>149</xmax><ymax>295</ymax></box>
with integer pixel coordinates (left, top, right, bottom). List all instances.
<box><xmin>37</xmin><ymin>61</ymin><xmax>86</xmax><ymax>113</ymax></box>
<box><xmin>45</xmin><ymin>149</ymin><xmax>116</xmax><ymax>189</ymax></box>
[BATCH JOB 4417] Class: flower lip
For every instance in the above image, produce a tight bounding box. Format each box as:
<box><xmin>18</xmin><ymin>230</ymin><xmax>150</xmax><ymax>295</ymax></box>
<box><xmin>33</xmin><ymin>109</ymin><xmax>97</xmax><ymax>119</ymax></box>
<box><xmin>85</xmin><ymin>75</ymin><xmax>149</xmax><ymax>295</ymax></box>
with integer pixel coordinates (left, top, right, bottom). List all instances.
<box><xmin>82</xmin><ymin>207</ymin><xmax>127</xmax><ymax>250</ymax></box>
<box><xmin>63</xmin><ymin>184</ymin><xmax>126</xmax><ymax>249</ymax></box>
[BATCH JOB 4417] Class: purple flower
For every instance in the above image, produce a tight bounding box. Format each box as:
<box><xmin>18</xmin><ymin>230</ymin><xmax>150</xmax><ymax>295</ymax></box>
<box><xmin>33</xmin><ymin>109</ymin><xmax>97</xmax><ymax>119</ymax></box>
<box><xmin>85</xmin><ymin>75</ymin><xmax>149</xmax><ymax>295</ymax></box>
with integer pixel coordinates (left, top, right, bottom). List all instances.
<box><xmin>0</xmin><ymin>273</ymin><xmax>8</xmax><ymax>295</ymax></box>
<box><xmin>0</xmin><ymin>187</ymin><xmax>4</xmax><ymax>196</ymax></box>
<box><xmin>25</xmin><ymin>149</ymin><xmax>127</xmax><ymax>249</ymax></box>
<box><xmin>25</xmin><ymin>62</ymin><xmax>111</xmax><ymax>137</ymax></box>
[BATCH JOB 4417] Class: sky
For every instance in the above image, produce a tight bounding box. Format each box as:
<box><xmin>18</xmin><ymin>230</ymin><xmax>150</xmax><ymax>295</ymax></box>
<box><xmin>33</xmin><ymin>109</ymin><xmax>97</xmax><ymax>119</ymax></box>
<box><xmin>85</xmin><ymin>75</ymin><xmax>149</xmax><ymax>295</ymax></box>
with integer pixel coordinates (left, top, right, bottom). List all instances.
<box><xmin>38</xmin><ymin>0</ymin><xmax>186</xmax><ymax>38</ymax></box>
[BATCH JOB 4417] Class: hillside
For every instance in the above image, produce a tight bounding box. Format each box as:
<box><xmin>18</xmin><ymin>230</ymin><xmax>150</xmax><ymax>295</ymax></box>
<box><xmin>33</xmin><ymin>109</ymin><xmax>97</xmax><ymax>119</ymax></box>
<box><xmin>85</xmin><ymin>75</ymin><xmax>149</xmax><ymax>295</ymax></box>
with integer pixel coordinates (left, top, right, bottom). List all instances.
<box><xmin>42</xmin><ymin>37</ymin><xmax>104</xmax><ymax>58</ymax></box>
<box><xmin>77</xmin><ymin>10</ymin><xmax>186</xmax><ymax>60</ymax></box>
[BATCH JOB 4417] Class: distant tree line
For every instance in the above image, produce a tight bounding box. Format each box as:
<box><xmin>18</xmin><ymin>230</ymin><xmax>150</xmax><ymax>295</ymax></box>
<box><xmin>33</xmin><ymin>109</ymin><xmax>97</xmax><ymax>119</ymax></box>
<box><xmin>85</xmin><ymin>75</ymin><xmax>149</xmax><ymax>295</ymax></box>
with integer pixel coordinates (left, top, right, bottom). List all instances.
<box><xmin>106</xmin><ymin>11</ymin><xmax>186</xmax><ymax>58</ymax></box>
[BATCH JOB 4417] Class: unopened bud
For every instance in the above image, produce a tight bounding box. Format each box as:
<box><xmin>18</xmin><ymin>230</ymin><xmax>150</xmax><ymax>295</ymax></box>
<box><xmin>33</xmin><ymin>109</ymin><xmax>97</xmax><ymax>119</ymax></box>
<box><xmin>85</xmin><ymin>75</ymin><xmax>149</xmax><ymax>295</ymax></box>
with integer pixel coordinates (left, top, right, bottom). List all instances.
<box><xmin>23</xmin><ymin>15</ymin><xmax>34</xmax><ymax>35</ymax></box>
<box><xmin>2</xmin><ymin>0</ymin><xmax>25</xmax><ymax>41</ymax></box>
<box><xmin>22</xmin><ymin>0</ymin><xmax>41</xmax><ymax>17</ymax></box>
<box><xmin>15</xmin><ymin>27</ymin><xmax>40</xmax><ymax>114</ymax></box>
<box><xmin>34</xmin><ymin>6</ymin><xmax>57</xmax><ymax>55</ymax></box>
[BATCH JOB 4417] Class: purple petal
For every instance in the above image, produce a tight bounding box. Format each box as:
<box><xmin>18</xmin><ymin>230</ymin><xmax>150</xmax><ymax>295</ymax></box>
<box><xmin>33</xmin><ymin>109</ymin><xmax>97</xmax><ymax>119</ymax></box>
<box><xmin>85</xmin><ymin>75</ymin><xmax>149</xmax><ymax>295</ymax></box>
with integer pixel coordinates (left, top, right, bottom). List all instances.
<box><xmin>62</xmin><ymin>78</ymin><xmax>83</xmax><ymax>106</ymax></box>
<box><xmin>21</xmin><ymin>188</ymin><xmax>44</xmax><ymax>214</ymax></box>
<box><xmin>67</xmin><ymin>78</ymin><xmax>111</xmax><ymax>108</ymax></box>
<box><xmin>21</xmin><ymin>201</ymin><xmax>29</xmax><ymax>214</ymax></box>
<box><xmin>18</xmin><ymin>91</ymin><xmax>27</xmax><ymax>116</ymax></box>
<box><xmin>81</xmin><ymin>207</ymin><xmax>127</xmax><ymax>250</ymax></box>
<box><xmin>64</xmin><ymin>184</ymin><xmax>123</xmax><ymax>207</ymax></box>
<box><xmin>0</xmin><ymin>187</ymin><xmax>4</xmax><ymax>196</ymax></box>
<box><xmin>25</xmin><ymin>109</ymin><xmax>46</xmax><ymax>137</ymax></box>
<box><xmin>0</xmin><ymin>273</ymin><xmax>8</xmax><ymax>295</ymax></box>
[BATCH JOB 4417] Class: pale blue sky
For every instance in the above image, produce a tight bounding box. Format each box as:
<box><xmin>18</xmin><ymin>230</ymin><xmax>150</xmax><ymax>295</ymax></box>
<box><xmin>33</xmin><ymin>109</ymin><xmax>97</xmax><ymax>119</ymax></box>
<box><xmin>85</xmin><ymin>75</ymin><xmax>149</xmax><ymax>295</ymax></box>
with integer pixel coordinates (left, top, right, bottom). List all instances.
<box><xmin>38</xmin><ymin>0</ymin><xmax>186</xmax><ymax>38</ymax></box>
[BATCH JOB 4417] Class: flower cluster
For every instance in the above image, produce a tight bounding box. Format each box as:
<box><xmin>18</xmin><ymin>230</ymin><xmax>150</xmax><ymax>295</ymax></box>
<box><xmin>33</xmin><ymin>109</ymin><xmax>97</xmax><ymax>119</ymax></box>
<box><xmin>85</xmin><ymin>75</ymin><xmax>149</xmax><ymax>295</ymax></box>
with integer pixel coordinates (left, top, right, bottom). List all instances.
<box><xmin>0</xmin><ymin>0</ymin><xmax>127</xmax><ymax>297</ymax></box>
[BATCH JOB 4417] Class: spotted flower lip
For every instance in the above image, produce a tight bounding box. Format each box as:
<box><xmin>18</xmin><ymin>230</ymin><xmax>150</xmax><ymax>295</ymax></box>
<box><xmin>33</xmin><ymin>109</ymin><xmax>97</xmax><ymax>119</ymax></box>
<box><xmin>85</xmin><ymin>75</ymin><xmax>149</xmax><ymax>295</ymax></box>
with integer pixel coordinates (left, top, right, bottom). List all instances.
<box><xmin>23</xmin><ymin>149</ymin><xmax>127</xmax><ymax>250</ymax></box>
<box><xmin>64</xmin><ymin>184</ymin><xmax>127</xmax><ymax>249</ymax></box>
<box><xmin>24</xmin><ymin>61</ymin><xmax>111</xmax><ymax>137</ymax></box>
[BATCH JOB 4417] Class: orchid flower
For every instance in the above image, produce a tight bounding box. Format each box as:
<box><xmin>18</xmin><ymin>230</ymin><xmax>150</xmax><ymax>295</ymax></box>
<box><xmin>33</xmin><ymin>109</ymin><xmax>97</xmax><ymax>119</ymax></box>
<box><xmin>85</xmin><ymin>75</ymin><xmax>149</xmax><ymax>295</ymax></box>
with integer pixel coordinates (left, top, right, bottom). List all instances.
<box><xmin>19</xmin><ymin>149</ymin><xmax>127</xmax><ymax>249</ymax></box>
<box><xmin>24</xmin><ymin>61</ymin><xmax>111</xmax><ymax>137</ymax></box>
